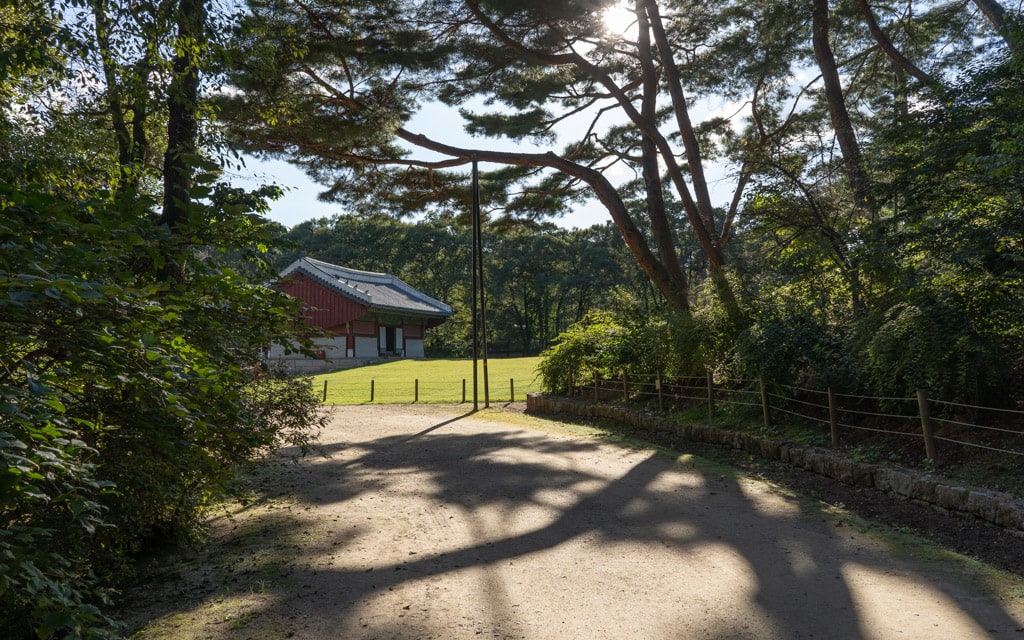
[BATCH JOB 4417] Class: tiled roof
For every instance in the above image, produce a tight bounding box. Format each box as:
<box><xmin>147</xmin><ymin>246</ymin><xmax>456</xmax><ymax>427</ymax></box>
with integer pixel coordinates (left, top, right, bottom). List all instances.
<box><xmin>280</xmin><ymin>257</ymin><xmax>453</xmax><ymax>318</ymax></box>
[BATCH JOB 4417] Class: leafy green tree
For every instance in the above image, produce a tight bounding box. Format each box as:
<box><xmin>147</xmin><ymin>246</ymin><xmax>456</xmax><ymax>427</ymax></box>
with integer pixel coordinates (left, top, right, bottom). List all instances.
<box><xmin>1</xmin><ymin>1</ymin><xmax>329</xmax><ymax>638</ymax></box>
<box><xmin>857</xmin><ymin>45</ymin><xmax>1024</xmax><ymax>403</ymax></box>
<box><xmin>218</xmin><ymin>0</ymin><xmax>1004</xmax><ymax>319</ymax></box>
<box><xmin>219</xmin><ymin>0</ymin><xmax>796</xmax><ymax>318</ymax></box>
<box><xmin>216</xmin><ymin>0</ymin><xmax>1022</xmax><ymax>406</ymax></box>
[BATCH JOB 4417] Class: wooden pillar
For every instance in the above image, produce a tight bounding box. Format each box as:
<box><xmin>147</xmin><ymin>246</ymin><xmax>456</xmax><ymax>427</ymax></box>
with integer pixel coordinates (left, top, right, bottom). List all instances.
<box><xmin>917</xmin><ymin>389</ymin><xmax>938</xmax><ymax>463</ymax></box>
<box><xmin>706</xmin><ymin>367</ymin><xmax>715</xmax><ymax>419</ymax></box>
<box><xmin>760</xmin><ymin>379</ymin><xmax>770</xmax><ymax>429</ymax></box>
<box><xmin>828</xmin><ymin>387</ymin><xmax>839</xmax><ymax>447</ymax></box>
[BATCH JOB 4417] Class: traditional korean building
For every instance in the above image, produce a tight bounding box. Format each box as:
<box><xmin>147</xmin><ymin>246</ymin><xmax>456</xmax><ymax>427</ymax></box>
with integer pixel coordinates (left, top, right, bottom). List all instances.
<box><xmin>268</xmin><ymin>257</ymin><xmax>453</xmax><ymax>371</ymax></box>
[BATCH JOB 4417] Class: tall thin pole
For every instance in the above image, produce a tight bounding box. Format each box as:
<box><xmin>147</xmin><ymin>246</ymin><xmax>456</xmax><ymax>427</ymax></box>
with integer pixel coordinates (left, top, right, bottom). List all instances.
<box><xmin>471</xmin><ymin>159</ymin><xmax>480</xmax><ymax>410</ymax></box>
<box><xmin>476</xmin><ymin>186</ymin><xmax>490</xmax><ymax>410</ymax></box>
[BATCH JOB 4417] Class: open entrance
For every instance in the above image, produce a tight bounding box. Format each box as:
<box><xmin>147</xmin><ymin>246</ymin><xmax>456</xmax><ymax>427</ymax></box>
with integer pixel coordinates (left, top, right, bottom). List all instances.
<box><xmin>378</xmin><ymin>326</ymin><xmax>403</xmax><ymax>356</ymax></box>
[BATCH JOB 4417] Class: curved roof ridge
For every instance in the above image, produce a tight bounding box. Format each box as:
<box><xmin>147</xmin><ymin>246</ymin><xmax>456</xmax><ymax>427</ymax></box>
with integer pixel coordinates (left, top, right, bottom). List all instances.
<box><xmin>386</xmin><ymin>273</ymin><xmax>453</xmax><ymax>314</ymax></box>
<box><xmin>304</xmin><ymin>258</ymin><xmax>390</xmax><ymax>284</ymax></box>
<box><xmin>280</xmin><ymin>257</ymin><xmax>452</xmax><ymax>317</ymax></box>
<box><xmin>284</xmin><ymin>257</ymin><xmax>373</xmax><ymax>305</ymax></box>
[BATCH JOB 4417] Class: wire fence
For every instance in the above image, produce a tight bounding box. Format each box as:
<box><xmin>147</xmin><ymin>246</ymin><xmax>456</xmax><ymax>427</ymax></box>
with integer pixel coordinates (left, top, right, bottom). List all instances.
<box><xmin>561</xmin><ymin>370</ymin><xmax>1024</xmax><ymax>466</ymax></box>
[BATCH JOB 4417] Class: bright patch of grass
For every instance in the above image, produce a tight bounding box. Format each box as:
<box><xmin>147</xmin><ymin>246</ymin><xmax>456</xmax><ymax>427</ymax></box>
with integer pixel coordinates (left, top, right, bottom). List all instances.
<box><xmin>309</xmin><ymin>357</ymin><xmax>544</xmax><ymax>404</ymax></box>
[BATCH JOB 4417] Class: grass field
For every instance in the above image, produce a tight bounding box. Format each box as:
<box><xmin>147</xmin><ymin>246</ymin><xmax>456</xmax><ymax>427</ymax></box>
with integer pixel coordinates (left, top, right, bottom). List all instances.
<box><xmin>309</xmin><ymin>356</ymin><xmax>544</xmax><ymax>404</ymax></box>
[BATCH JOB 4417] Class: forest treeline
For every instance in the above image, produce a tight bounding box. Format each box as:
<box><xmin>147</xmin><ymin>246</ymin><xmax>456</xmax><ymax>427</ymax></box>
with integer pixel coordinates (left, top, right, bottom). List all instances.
<box><xmin>272</xmin><ymin>215</ymin><xmax>668</xmax><ymax>357</ymax></box>
<box><xmin>2</xmin><ymin>0</ymin><xmax>1023</xmax><ymax>638</ymax></box>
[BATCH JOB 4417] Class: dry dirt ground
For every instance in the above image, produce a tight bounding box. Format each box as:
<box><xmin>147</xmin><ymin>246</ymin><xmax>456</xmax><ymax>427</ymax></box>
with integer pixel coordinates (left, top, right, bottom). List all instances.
<box><xmin>122</xmin><ymin>404</ymin><xmax>1024</xmax><ymax>639</ymax></box>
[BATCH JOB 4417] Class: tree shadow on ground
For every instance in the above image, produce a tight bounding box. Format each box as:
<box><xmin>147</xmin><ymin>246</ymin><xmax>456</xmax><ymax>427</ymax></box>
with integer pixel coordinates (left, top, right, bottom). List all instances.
<box><xmin>121</xmin><ymin>408</ymin><xmax>1023</xmax><ymax>639</ymax></box>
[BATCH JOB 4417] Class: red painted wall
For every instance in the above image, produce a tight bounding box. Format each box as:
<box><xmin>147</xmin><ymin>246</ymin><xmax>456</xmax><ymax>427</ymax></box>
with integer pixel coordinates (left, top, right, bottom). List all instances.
<box><xmin>404</xmin><ymin>324</ymin><xmax>423</xmax><ymax>339</ymax></box>
<box><xmin>280</xmin><ymin>273</ymin><xmax>368</xmax><ymax>331</ymax></box>
<box><xmin>352</xmin><ymin>320</ymin><xmax>377</xmax><ymax>336</ymax></box>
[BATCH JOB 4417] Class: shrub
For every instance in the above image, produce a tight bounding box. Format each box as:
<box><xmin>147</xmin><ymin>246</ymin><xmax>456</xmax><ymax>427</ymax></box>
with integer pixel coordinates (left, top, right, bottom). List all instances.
<box><xmin>1</xmin><ymin>184</ymin><xmax>328</xmax><ymax>638</ymax></box>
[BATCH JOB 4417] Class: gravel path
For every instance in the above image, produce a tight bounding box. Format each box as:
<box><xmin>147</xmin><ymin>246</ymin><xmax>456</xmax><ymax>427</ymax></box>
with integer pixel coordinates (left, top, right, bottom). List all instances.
<box><xmin>126</xmin><ymin>405</ymin><xmax>1024</xmax><ymax>639</ymax></box>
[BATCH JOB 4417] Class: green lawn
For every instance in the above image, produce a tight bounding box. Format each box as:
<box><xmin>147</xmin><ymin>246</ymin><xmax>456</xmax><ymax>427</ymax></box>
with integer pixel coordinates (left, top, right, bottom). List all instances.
<box><xmin>309</xmin><ymin>356</ymin><xmax>544</xmax><ymax>404</ymax></box>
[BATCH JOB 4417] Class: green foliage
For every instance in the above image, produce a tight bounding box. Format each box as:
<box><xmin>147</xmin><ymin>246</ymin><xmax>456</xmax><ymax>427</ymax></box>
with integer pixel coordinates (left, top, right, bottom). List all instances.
<box><xmin>728</xmin><ymin>278</ymin><xmax>854</xmax><ymax>389</ymax></box>
<box><xmin>0</xmin><ymin>174</ymin><xmax>329</xmax><ymax>637</ymax></box>
<box><xmin>0</xmin><ymin>0</ymin><xmax>336</xmax><ymax>636</ymax></box>
<box><xmin>538</xmin><ymin>311</ymin><xmax>626</xmax><ymax>393</ymax></box>
<box><xmin>857</xmin><ymin>296</ymin><xmax>1001</xmax><ymax>403</ymax></box>
<box><xmin>0</xmin><ymin>375</ymin><xmax>118</xmax><ymax>640</ymax></box>
<box><xmin>862</xmin><ymin>48</ymin><xmax>1024</xmax><ymax>403</ymax></box>
<box><xmin>0</xmin><ymin>156</ymin><xmax>325</xmax><ymax>640</ymax></box>
<box><xmin>538</xmin><ymin>292</ymin><xmax>703</xmax><ymax>394</ymax></box>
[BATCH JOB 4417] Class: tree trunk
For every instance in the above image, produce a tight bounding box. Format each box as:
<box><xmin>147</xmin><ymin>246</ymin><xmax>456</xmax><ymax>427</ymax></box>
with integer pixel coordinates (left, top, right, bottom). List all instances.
<box><xmin>811</xmin><ymin>0</ymin><xmax>877</xmax><ymax>221</ymax></box>
<box><xmin>972</xmin><ymin>0</ymin><xmax>1019</xmax><ymax>52</ymax></box>
<box><xmin>856</xmin><ymin>0</ymin><xmax>936</xmax><ymax>86</ymax></box>
<box><xmin>160</xmin><ymin>0</ymin><xmax>205</xmax><ymax>282</ymax></box>
<box><xmin>643</xmin><ymin>1</ymin><xmax>745</xmax><ymax>326</ymax></box>
<box><xmin>636</xmin><ymin>2</ymin><xmax>690</xmax><ymax>313</ymax></box>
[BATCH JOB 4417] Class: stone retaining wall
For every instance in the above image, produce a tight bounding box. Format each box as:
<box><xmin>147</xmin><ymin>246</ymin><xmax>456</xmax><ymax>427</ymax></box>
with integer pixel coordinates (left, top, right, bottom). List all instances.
<box><xmin>526</xmin><ymin>393</ymin><xmax>1024</xmax><ymax>532</ymax></box>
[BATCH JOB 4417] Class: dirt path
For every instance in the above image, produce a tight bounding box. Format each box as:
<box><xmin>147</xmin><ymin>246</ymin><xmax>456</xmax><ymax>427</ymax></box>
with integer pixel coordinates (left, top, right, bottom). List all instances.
<box><xmin>126</xmin><ymin>405</ymin><xmax>1024</xmax><ymax>639</ymax></box>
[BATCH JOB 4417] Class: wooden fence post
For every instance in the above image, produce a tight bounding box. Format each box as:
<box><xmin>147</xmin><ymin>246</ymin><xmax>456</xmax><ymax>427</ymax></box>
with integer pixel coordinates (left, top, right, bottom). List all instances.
<box><xmin>916</xmin><ymin>389</ymin><xmax>938</xmax><ymax>464</ymax></box>
<box><xmin>510</xmin><ymin>378</ymin><xmax>515</xmax><ymax>403</ymax></box>
<box><xmin>827</xmin><ymin>387</ymin><xmax>839</xmax><ymax>447</ymax></box>
<box><xmin>706</xmin><ymin>367</ymin><xmax>715</xmax><ymax>419</ymax></box>
<box><xmin>760</xmin><ymin>378</ymin><xmax>770</xmax><ymax>429</ymax></box>
<box><xmin>322</xmin><ymin>380</ymin><xmax>328</xmax><ymax>403</ymax></box>
<box><xmin>462</xmin><ymin>378</ymin><xmax>466</xmax><ymax>404</ymax></box>
<box><xmin>370</xmin><ymin>379</ymin><xmax>375</xmax><ymax>403</ymax></box>
<box><xmin>414</xmin><ymin>379</ymin><xmax>419</xmax><ymax>403</ymax></box>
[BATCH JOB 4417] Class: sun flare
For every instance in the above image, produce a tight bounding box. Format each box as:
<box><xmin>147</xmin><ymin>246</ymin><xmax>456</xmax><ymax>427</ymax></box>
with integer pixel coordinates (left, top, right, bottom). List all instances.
<box><xmin>601</xmin><ymin>2</ymin><xmax>638</xmax><ymax>39</ymax></box>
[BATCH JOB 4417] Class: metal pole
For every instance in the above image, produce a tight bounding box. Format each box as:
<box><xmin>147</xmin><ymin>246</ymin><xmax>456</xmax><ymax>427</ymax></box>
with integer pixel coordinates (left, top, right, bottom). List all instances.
<box><xmin>370</xmin><ymin>379</ymin><xmax>375</xmax><ymax>403</ymax></box>
<box><xmin>510</xmin><ymin>378</ymin><xmax>515</xmax><ymax>403</ymax></box>
<box><xmin>474</xmin><ymin>159</ymin><xmax>491</xmax><ymax>409</ymax></box>
<box><xmin>415</xmin><ymin>379</ymin><xmax>419</xmax><ymax>403</ymax></box>
<box><xmin>471</xmin><ymin>159</ymin><xmax>480</xmax><ymax>411</ymax></box>
<box><xmin>322</xmin><ymin>379</ymin><xmax>328</xmax><ymax>403</ymax></box>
